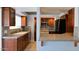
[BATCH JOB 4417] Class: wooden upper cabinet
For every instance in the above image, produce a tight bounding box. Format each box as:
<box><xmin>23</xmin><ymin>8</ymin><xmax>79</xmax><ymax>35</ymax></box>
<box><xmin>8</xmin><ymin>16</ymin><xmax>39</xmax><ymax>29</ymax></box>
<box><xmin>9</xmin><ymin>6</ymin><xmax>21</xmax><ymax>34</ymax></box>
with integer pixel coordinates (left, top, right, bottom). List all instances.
<box><xmin>21</xmin><ymin>16</ymin><xmax>27</xmax><ymax>26</ymax></box>
<box><xmin>2</xmin><ymin>7</ymin><xmax>15</xmax><ymax>26</ymax></box>
<box><xmin>10</xmin><ymin>8</ymin><xmax>15</xmax><ymax>26</ymax></box>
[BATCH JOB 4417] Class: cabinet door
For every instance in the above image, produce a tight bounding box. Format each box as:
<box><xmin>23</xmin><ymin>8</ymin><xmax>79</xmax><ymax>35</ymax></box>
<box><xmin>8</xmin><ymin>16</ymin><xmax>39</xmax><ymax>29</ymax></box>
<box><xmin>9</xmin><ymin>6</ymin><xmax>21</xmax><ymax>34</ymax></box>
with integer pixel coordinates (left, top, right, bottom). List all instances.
<box><xmin>2</xmin><ymin>39</ymin><xmax>17</xmax><ymax>51</ymax></box>
<box><xmin>2</xmin><ymin>7</ymin><xmax>10</xmax><ymax>26</ymax></box>
<box><xmin>17</xmin><ymin>37</ymin><xmax>23</xmax><ymax>51</ymax></box>
<box><xmin>21</xmin><ymin>16</ymin><xmax>27</xmax><ymax>26</ymax></box>
<box><xmin>17</xmin><ymin>34</ymin><xmax>29</xmax><ymax>51</ymax></box>
<box><xmin>2</xmin><ymin>7</ymin><xmax>15</xmax><ymax>26</ymax></box>
<box><xmin>10</xmin><ymin>8</ymin><xmax>15</xmax><ymax>26</ymax></box>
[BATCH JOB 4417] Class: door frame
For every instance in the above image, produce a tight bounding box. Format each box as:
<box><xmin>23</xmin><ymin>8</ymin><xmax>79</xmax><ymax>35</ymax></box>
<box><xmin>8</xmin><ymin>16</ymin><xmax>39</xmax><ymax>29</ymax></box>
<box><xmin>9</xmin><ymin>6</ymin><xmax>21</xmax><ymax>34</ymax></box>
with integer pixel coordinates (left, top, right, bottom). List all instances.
<box><xmin>0</xmin><ymin>7</ymin><xmax>2</xmax><ymax>51</ymax></box>
<box><xmin>34</xmin><ymin>17</ymin><xmax>36</xmax><ymax>41</ymax></box>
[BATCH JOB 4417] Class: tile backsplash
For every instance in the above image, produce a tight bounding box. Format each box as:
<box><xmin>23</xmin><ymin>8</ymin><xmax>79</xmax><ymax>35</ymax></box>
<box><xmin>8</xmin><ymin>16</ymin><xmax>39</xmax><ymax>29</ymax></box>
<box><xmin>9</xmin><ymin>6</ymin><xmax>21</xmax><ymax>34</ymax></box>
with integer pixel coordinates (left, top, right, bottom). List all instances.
<box><xmin>3</xmin><ymin>26</ymin><xmax>9</xmax><ymax>36</ymax></box>
<box><xmin>9</xmin><ymin>28</ymin><xmax>22</xmax><ymax>34</ymax></box>
<box><xmin>3</xmin><ymin>26</ymin><xmax>31</xmax><ymax>36</ymax></box>
<box><xmin>3</xmin><ymin>26</ymin><xmax>22</xmax><ymax>36</ymax></box>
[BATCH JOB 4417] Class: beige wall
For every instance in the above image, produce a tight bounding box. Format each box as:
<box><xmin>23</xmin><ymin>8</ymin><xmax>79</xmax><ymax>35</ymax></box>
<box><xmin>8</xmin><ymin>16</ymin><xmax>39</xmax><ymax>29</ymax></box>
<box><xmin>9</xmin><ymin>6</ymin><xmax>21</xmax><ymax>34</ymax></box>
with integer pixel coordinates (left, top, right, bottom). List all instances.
<box><xmin>27</xmin><ymin>15</ymin><xmax>35</xmax><ymax>41</ymax></box>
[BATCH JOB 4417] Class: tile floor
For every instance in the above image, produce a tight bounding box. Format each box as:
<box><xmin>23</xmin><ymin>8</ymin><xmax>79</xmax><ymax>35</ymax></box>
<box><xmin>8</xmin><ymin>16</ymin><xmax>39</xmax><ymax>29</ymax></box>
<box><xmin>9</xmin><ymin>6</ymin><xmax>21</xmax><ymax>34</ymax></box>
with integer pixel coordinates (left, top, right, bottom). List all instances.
<box><xmin>24</xmin><ymin>32</ymin><xmax>79</xmax><ymax>51</ymax></box>
<box><xmin>40</xmin><ymin>32</ymin><xmax>74</xmax><ymax>41</ymax></box>
<box><xmin>24</xmin><ymin>41</ymin><xmax>36</xmax><ymax>51</ymax></box>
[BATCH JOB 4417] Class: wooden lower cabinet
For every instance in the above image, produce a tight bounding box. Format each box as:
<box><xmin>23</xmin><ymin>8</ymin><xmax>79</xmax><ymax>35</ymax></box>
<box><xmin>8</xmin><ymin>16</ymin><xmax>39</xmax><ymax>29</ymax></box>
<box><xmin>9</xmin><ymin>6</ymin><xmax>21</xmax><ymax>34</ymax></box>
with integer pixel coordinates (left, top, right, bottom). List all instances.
<box><xmin>3</xmin><ymin>33</ymin><xmax>30</xmax><ymax>51</ymax></box>
<box><xmin>2</xmin><ymin>39</ymin><xmax>17</xmax><ymax>51</ymax></box>
<box><xmin>17</xmin><ymin>34</ymin><xmax>30</xmax><ymax>51</ymax></box>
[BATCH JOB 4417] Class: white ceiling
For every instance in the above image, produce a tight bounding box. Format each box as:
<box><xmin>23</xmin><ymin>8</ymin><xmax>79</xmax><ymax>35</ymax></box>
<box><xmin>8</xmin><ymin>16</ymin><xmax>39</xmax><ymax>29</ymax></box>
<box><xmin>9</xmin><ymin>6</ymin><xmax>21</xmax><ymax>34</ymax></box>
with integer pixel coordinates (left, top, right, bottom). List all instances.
<box><xmin>13</xmin><ymin>7</ymin><xmax>37</xmax><ymax>16</ymax></box>
<box><xmin>12</xmin><ymin>7</ymin><xmax>73</xmax><ymax>16</ymax></box>
<box><xmin>40</xmin><ymin>7</ymin><xmax>73</xmax><ymax>15</ymax></box>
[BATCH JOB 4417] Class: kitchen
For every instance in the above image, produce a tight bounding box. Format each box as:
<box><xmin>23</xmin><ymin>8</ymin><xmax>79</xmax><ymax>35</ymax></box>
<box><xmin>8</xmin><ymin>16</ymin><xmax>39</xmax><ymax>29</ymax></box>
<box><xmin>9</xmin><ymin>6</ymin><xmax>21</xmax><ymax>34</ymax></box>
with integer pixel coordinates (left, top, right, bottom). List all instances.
<box><xmin>1</xmin><ymin>7</ymin><xmax>79</xmax><ymax>51</ymax></box>
<box><xmin>2</xmin><ymin>7</ymin><xmax>37</xmax><ymax>51</ymax></box>
<box><xmin>40</xmin><ymin>7</ymin><xmax>79</xmax><ymax>48</ymax></box>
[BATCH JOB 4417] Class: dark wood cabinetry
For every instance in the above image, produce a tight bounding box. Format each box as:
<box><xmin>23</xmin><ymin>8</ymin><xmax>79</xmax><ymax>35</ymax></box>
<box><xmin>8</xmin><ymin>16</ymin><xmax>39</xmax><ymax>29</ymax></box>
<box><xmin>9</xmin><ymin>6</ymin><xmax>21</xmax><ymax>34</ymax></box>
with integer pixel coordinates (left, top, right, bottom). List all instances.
<box><xmin>17</xmin><ymin>33</ymin><xmax>30</xmax><ymax>51</ymax></box>
<box><xmin>2</xmin><ymin>7</ymin><xmax>15</xmax><ymax>26</ymax></box>
<box><xmin>2</xmin><ymin>32</ymin><xmax>31</xmax><ymax>51</ymax></box>
<box><xmin>60</xmin><ymin>8</ymin><xmax>74</xmax><ymax>33</ymax></box>
<box><xmin>62</xmin><ymin>8</ymin><xmax>74</xmax><ymax>33</ymax></box>
<box><xmin>67</xmin><ymin>8</ymin><xmax>74</xmax><ymax>32</ymax></box>
<box><xmin>10</xmin><ymin>8</ymin><xmax>15</xmax><ymax>26</ymax></box>
<box><xmin>21</xmin><ymin>16</ymin><xmax>27</xmax><ymax>26</ymax></box>
<box><xmin>2</xmin><ymin>39</ymin><xmax>17</xmax><ymax>51</ymax></box>
<box><xmin>41</xmin><ymin>18</ymin><xmax>55</xmax><ymax>29</ymax></box>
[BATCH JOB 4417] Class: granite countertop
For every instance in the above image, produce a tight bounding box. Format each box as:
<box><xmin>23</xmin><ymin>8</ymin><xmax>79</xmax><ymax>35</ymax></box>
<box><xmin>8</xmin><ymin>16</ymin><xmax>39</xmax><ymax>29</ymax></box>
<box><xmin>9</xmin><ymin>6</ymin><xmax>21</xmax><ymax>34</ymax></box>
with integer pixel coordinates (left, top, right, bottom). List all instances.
<box><xmin>3</xmin><ymin>30</ymin><xmax>30</xmax><ymax>39</ymax></box>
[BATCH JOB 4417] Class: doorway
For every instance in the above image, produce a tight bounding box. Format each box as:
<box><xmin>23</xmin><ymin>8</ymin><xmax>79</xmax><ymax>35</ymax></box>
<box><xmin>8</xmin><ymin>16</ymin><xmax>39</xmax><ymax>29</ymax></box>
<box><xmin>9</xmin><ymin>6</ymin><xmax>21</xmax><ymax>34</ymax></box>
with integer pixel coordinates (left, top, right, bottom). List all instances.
<box><xmin>34</xmin><ymin>17</ymin><xmax>36</xmax><ymax>41</ymax></box>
